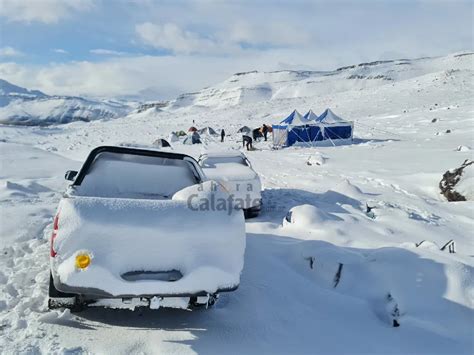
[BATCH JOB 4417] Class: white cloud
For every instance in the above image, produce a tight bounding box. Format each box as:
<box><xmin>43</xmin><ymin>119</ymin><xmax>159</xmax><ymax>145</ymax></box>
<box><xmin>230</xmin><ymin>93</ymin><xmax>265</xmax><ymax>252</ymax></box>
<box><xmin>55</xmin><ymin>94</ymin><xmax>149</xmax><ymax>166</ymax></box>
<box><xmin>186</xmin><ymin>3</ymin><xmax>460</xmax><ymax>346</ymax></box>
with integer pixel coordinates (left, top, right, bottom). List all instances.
<box><xmin>135</xmin><ymin>20</ymin><xmax>313</xmax><ymax>56</ymax></box>
<box><xmin>1</xmin><ymin>2</ymin><xmax>471</xmax><ymax>101</ymax></box>
<box><xmin>135</xmin><ymin>22</ymin><xmax>235</xmax><ymax>55</ymax></box>
<box><xmin>0</xmin><ymin>49</ymin><xmax>340</xmax><ymax>99</ymax></box>
<box><xmin>90</xmin><ymin>49</ymin><xmax>126</xmax><ymax>56</ymax></box>
<box><xmin>53</xmin><ymin>49</ymin><xmax>68</xmax><ymax>54</ymax></box>
<box><xmin>0</xmin><ymin>47</ymin><xmax>23</xmax><ymax>57</ymax></box>
<box><xmin>227</xmin><ymin>21</ymin><xmax>312</xmax><ymax>47</ymax></box>
<box><xmin>0</xmin><ymin>0</ymin><xmax>93</xmax><ymax>24</ymax></box>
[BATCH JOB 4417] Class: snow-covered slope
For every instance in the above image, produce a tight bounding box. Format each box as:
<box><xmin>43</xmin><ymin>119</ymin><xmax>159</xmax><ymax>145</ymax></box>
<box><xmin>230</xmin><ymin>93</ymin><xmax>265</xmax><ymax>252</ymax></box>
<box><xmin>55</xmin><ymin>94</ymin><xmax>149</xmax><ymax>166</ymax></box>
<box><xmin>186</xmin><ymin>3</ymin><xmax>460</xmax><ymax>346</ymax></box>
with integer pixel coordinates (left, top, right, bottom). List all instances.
<box><xmin>0</xmin><ymin>79</ymin><xmax>131</xmax><ymax>125</ymax></box>
<box><xmin>0</xmin><ymin>52</ymin><xmax>473</xmax><ymax>354</ymax></box>
<box><xmin>169</xmin><ymin>52</ymin><xmax>473</xmax><ymax>109</ymax></box>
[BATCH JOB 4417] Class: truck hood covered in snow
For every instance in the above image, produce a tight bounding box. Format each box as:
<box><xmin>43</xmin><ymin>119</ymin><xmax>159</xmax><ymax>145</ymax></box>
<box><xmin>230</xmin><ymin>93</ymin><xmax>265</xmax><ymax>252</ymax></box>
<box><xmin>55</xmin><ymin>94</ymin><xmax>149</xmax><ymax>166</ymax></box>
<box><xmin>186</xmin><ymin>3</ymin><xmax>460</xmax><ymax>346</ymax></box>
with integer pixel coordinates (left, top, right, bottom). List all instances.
<box><xmin>53</xmin><ymin>195</ymin><xmax>245</xmax><ymax>297</ymax></box>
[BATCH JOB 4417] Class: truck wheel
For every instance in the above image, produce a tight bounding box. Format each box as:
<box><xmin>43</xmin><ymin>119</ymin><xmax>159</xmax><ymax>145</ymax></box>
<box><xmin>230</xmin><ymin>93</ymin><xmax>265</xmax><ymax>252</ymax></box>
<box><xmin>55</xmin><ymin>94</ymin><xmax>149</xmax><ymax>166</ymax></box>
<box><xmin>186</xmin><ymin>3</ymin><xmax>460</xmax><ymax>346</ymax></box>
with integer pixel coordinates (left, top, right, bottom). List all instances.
<box><xmin>48</xmin><ymin>272</ymin><xmax>83</xmax><ymax>312</ymax></box>
<box><xmin>244</xmin><ymin>208</ymin><xmax>260</xmax><ymax>219</ymax></box>
<box><xmin>49</xmin><ymin>272</ymin><xmax>75</xmax><ymax>297</ymax></box>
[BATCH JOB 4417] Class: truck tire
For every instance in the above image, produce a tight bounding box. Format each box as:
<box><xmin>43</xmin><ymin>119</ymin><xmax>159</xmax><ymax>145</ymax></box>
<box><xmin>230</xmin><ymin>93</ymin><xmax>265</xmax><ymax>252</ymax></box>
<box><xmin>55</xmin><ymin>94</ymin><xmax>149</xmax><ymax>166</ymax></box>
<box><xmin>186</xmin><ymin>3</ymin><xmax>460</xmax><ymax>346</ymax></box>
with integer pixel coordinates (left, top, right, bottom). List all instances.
<box><xmin>48</xmin><ymin>272</ymin><xmax>83</xmax><ymax>311</ymax></box>
<box><xmin>244</xmin><ymin>206</ymin><xmax>260</xmax><ymax>219</ymax></box>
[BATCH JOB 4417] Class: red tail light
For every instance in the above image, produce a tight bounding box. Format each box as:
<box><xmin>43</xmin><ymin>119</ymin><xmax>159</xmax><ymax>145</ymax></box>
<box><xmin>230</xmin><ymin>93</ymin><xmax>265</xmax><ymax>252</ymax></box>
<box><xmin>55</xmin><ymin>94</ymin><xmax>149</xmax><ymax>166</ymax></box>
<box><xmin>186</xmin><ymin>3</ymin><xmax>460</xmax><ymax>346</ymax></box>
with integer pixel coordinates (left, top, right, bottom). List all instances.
<box><xmin>50</xmin><ymin>213</ymin><xmax>59</xmax><ymax>257</ymax></box>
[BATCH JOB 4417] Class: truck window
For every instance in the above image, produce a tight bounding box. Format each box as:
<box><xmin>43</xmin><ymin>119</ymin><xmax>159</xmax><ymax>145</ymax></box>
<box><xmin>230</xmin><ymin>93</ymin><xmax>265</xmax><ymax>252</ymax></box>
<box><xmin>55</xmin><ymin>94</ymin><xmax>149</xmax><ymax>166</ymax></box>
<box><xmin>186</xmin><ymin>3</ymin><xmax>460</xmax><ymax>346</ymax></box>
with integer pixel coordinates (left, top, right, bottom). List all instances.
<box><xmin>76</xmin><ymin>152</ymin><xmax>198</xmax><ymax>199</ymax></box>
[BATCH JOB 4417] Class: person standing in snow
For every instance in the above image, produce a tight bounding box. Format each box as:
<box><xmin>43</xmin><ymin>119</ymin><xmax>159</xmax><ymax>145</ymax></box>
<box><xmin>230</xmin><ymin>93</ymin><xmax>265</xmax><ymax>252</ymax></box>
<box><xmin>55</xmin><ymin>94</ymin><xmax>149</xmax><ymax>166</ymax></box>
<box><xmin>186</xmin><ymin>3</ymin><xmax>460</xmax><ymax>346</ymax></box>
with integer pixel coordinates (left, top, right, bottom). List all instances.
<box><xmin>242</xmin><ymin>135</ymin><xmax>253</xmax><ymax>151</ymax></box>
<box><xmin>262</xmin><ymin>124</ymin><xmax>268</xmax><ymax>141</ymax></box>
<box><xmin>221</xmin><ymin>129</ymin><xmax>225</xmax><ymax>142</ymax></box>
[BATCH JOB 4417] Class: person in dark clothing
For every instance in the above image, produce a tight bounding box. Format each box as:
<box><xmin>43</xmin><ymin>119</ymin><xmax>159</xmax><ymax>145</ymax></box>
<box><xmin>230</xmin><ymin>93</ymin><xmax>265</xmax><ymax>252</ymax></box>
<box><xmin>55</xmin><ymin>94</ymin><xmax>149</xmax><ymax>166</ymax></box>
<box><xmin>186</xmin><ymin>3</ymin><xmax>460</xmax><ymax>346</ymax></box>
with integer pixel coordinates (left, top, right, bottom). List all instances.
<box><xmin>242</xmin><ymin>135</ymin><xmax>253</xmax><ymax>151</ymax></box>
<box><xmin>252</xmin><ymin>128</ymin><xmax>262</xmax><ymax>141</ymax></box>
<box><xmin>262</xmin><ymin>124</ymin><xmax>268</xmax><ymax>141</ymax></box>
<box><xmin>221</xmin><ymin>129</ymin><xmax>225</xmax><ymax>142</ymax></box>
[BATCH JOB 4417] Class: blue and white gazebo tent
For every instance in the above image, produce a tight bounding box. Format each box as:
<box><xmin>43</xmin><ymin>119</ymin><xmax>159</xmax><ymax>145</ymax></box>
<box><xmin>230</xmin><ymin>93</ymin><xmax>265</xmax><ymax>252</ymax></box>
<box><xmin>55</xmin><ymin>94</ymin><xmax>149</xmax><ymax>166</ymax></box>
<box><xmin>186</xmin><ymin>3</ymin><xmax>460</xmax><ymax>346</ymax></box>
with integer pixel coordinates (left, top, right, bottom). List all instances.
<box><xmin>272</xmin><ymin>110</ymin><xmax>317</xmax><ymax>147</ymax></box>
<box><xmin>316</xmin><ymin>109</ymin><xmax>353</xmax><ymax>141</ymax></box>
<box><xmin>272</xmin><ymin>108</ymin><xmax>353</xmax><ymax>147</ymax></box>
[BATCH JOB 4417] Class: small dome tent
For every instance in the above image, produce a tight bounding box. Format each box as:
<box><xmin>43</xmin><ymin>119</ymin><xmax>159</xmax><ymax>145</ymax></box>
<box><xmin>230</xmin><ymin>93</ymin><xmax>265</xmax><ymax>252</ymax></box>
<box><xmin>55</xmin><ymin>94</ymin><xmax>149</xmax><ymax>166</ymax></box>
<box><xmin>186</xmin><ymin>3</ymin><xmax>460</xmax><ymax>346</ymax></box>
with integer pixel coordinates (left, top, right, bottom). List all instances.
<box><xmin>188</xmin><ymin>126</ymin><xmax>198</xmax><ymax>132</ymax></box>
<box><xmin>153</xmin><ymin>138</ymin><xmax>171</xmax><ymax>147</ymax></box>
<box><xmin>183</xmin><ymin>132</ymin><xmax>202</xmax><ymax>145</ymax></box>
<box><xmin>168</xmin><ymin>132</ymin><xmax>179</xmax><ymax>142</ymax></box>
<box><xmin>176</xmin><ymin>130</ymin><xmax>187</xmax><ymax>137</ymax></box>
<box><xmin>198</xmin><ymin>127</ymin><xmax>217</xmax><ymax>135</ymax></box>
<box><xmin>238</xmin><ymin>126</ymin><xmax>252</xmax><ymax>134</ymax></box>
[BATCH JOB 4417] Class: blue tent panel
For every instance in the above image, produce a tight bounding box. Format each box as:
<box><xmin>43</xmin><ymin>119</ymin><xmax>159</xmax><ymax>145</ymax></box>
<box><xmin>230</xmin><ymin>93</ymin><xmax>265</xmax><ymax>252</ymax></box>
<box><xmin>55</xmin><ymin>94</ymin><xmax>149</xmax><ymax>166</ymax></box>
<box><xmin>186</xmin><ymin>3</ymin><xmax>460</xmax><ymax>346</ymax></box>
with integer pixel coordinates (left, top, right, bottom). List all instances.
<box><xmin>288</xmin><ymin>125</ymin><xmax>313</xmax><ymax>145</ymax></box>
<box><xmin>308</xmin><ymin>125</ymin><xmax>323</xmax><ymax>141</ymax></box>
<box><xmin>324</xmin><ymin>125</ymin><xmax>352</xmax><ymax>140</ymax></box>
<box><xmin>287</xmin><ymin>128</ymin><xmax>300</xmax><ymax>146</ymax></box>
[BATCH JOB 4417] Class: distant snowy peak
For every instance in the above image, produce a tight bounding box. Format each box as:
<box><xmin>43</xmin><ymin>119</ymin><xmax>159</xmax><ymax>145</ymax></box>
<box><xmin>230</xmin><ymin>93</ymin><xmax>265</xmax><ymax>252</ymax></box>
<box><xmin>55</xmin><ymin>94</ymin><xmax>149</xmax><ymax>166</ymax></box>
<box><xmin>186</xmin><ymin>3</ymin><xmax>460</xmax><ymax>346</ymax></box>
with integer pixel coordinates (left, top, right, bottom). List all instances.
<box><xmin>0</xmin><ymin>79</ymin><xmax>132</xmax><ymax>126</ymax></box>
<box><xmin>0</xmin><ymin>79</ymin><xmax>47</xmax><ymax>107</ymax></box>
<box><xmin>0</xmin><ymin>79</ymin><xmax>47</xmax><ymax>97</ymax></box>
<box><xmin>169</xmin><ymin>52</ymin><xmax>473</xmax><ymax>110</ymax></box>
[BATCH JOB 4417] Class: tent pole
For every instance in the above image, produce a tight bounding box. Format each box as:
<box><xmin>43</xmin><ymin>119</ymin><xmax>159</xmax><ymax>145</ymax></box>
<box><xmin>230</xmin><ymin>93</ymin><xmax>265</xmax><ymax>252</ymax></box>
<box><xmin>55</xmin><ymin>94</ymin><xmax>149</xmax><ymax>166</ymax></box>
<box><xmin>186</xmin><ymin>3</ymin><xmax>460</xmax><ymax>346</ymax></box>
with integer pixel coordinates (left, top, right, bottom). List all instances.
<box><xmin>290</xmin><ymin>126</ymin><xmax>313</xmax><ymax>148</ymax></box>
<box><xmin>310</xmin><ymin>125</ymin><xmax>322</xmax><ymax>146</ymax></box>
<box><xmin>327</xmin><ymin>134</ymin><xmax>336</xmax><ymax>147</ymax></box>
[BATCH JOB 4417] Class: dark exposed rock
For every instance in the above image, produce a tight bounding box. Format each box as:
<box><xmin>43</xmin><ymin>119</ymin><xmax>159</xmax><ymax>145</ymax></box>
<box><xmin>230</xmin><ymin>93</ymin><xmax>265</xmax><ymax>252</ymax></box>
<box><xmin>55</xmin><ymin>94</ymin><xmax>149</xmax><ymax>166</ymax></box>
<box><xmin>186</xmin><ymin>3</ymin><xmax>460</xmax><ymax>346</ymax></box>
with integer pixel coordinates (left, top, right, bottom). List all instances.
<box><xmin>454</xmin><ymin>52</ymin><xmax>474</xmax><ymax>58</ymax></box>
<box><xmin>137</xmin><ymin>102</ymin><xmax>168</xmax><ymax>113</ymax></box>
<box><xmin>439</xmin><ymin>160</ymin><xmax>473</xmax><ymax>201</ymax></box>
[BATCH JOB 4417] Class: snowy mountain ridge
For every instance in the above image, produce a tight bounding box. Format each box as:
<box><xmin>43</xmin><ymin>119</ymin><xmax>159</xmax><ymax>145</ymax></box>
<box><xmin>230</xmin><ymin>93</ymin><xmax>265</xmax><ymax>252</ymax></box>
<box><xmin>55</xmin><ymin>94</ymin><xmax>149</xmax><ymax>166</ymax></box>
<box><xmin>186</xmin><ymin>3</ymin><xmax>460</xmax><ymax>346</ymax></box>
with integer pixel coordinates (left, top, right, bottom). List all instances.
<box><xmin>0</xmin><ymin>52</ymin><xmax>472</xmax><ymax>125</ymax></box>
<box><xmin>0</xmin><ymin>79</ymin><xmax>132</xmax><ymax>126</ymax></box>
<box><xmin>0</xmin><ymin>78</ymin><xmax>47</xmax><ymax>102</ymax></box>
<box><xmin>169</xmin><ymin>52</ymin><xmax>473</xmax><ymax>109</ymax></box>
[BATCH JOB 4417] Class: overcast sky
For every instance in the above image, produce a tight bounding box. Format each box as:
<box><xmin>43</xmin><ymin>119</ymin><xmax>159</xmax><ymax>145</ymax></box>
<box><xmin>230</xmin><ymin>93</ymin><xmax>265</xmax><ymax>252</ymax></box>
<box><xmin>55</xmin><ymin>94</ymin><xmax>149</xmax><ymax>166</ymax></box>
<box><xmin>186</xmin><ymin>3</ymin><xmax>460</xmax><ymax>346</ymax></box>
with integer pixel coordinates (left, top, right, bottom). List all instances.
<box><xmin>0</xmin><ymin>0</ymin><xmax>472</xmax><ymax>100</ymax></box>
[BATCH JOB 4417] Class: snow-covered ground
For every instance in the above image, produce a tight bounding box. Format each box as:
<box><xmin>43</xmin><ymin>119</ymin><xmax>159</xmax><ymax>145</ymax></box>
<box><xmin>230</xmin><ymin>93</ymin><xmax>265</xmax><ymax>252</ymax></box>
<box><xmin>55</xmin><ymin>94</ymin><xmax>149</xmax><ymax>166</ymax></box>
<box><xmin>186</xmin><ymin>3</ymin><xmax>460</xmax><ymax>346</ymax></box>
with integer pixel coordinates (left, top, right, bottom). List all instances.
<box><xmin>0</xmin><ymin>52</ymin><xmax>473</xmax><ymax>354</ymax></box>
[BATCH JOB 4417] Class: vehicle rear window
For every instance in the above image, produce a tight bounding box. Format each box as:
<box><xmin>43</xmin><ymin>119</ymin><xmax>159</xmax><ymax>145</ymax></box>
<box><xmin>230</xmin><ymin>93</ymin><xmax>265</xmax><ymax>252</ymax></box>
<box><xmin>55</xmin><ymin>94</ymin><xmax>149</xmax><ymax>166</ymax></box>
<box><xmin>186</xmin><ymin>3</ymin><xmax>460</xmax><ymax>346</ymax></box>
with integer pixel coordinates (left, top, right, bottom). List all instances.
<box><xmin>75</xmin><ymin>152</ymin><xmax>198</xmax><ymax>199</ymax></box>
<box><xmin>201</xmin><ymin>156</ymin><xmax>247</xmax><ymax>168</ymax></box>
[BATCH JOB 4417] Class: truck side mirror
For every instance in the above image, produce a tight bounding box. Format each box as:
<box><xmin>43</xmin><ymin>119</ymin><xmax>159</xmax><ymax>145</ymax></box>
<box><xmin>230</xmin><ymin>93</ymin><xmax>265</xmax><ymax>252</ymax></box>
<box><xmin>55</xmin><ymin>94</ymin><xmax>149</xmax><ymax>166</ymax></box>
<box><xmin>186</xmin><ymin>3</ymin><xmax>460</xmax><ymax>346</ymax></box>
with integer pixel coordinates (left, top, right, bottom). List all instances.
<box><xmin>65</xmin><ymin>170</ymin><xmax>78</xmax><ymax>181</ymax></box>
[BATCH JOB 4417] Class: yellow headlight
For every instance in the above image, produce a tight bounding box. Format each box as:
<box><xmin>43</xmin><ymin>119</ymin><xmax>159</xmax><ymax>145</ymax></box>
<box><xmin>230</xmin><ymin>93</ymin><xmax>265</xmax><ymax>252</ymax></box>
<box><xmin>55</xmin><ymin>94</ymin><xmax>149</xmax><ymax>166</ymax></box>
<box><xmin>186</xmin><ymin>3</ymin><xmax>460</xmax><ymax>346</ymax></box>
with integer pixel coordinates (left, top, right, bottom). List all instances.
<box><xmin>75</xmin><ymin>253</ymin><xmax>91</xmax><ymax>269</ymax></box>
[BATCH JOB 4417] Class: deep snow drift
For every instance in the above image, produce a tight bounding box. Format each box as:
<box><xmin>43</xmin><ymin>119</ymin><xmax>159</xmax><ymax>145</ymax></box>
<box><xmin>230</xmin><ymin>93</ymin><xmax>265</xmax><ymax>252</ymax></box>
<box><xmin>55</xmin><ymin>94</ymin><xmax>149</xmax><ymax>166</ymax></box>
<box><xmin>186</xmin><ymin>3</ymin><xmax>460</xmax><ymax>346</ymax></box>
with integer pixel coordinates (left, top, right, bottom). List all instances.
<box><xmin>0</xmin><ymin>52</ymin><xmax>473</xmax><ymax>354</ymax></box>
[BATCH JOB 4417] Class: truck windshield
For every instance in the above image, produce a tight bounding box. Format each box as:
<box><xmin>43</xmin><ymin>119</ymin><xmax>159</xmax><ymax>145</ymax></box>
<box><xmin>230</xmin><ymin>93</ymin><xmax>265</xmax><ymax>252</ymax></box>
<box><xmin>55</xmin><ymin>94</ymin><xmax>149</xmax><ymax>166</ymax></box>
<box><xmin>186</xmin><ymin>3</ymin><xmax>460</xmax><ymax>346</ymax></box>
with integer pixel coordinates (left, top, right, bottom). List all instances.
<box><xmin>75</xmin><ymin>152</ymin><xmax>198</xmax><ymax>199</ymax></box>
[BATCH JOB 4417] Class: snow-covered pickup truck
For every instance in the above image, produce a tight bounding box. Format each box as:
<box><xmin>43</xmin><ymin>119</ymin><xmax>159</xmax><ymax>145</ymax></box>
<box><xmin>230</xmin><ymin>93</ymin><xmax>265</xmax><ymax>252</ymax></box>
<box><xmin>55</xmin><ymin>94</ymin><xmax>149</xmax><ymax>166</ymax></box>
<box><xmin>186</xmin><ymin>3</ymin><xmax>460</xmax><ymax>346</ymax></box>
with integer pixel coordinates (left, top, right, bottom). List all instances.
<box><xmin>198</xmin><ymin>152</ymin><xmax>262</xmax><ymax>218</ymax></box>
<box><xmin>49</xmin><ymin>146</ymin><xmax>246</xmax><ymax>311</ymax></box>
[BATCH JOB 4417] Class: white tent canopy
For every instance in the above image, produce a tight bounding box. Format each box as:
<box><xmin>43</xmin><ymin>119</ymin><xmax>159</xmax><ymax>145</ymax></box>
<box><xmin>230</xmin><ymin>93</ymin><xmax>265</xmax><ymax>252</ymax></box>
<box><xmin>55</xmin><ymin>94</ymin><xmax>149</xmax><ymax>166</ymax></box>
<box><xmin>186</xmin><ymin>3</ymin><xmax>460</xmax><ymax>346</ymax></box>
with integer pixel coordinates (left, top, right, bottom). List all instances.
<box><xmin>303</xmin><ymin>109</ymin><xmax>319</xmax><ymax>121</ymax></box>
<box><xmin>280</xmin><ymin>110</ymin><xmax>312</xmax><ymax>126</ymax></box>
<box><xmin>316</xmin><ymin>109</ymin><xmax>349</xmax><ymax>124</ymax></box>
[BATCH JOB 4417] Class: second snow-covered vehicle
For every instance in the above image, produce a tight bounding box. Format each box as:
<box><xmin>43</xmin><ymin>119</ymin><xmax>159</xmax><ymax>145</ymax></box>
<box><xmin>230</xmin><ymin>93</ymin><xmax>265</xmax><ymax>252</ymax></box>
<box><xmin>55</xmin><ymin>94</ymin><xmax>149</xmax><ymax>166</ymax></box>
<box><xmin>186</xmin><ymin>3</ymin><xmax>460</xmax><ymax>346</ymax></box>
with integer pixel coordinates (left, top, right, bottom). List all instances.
<box><xmin>198</xmin><ymin>152</ymin><xmax>262</xmax><ymax>218</ymax></box>
<box><xmin>49</xmin><ymin>146</ymin><xmax>246</xmax><ymax>311</ymax></box>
